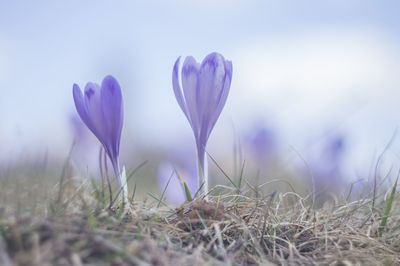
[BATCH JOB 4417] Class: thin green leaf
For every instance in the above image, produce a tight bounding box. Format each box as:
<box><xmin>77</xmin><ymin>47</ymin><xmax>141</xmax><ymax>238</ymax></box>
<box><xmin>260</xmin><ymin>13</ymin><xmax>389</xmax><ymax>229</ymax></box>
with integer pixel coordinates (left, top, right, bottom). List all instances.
<box><xmin>183</xmin><ymin>182</ymin><xmax>193</xmax><ymax>202</ymax></box>
<box><xmin>379</xmin><ymin>176</ymin><xmax>398</xmax><ymax>236</ymax></box>
<box><xmin>158</xmin><ymin>170</ymin><xmax>174</xmax><ymax>208</ymax></box>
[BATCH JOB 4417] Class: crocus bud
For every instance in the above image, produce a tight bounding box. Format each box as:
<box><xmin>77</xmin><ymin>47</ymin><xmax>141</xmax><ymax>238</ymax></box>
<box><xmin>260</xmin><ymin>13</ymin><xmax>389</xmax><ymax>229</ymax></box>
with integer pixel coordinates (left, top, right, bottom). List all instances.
<box><xmin>172</xmin><ymin>52</ymin><xmax>232</xmax><ymax>198</ymax></box>
<box><xmin>73</xmin><ymin>75</ymin><xmax>128</xmax><ymax>205</ymax></box>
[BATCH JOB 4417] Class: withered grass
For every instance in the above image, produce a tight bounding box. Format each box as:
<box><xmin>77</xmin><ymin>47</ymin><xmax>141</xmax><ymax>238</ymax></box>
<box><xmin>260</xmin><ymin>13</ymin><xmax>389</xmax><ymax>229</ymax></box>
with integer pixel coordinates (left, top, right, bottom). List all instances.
<box><xmin>0</xmin><ymin>168</ymin><xmax>399</xmax><ymax>266</ymax></box>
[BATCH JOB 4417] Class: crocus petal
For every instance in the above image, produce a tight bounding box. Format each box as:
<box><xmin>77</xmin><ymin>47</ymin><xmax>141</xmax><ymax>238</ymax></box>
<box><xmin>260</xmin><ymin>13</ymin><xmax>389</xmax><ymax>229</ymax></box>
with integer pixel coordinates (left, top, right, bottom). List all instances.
<box><xmin>198</xmin><ymin>53</ymin><xmax>227</xmax><ymax>139</ymax></box>
<box><xmin>172</xmin><ymin>57</ymin><xmax>190</xmax><ymax>121</ymax></box>
<box><xmin>73</xmin><ymin>83</ymin><xmax>104</xmax><ymax>144</ymax></box>
<box><xmin>73</xmin><ymin>84</ymin><xmax>92</xmax><ymax>130</ymax></box>
<box><xmin>206</xmin><ymin>59</ymin><xmax>232</xmax><ymax>138</ymax></box>
<box><xmin>181</xmin><ymin>56</ymin><xmax>201</xmax><ymax>136</ymax></box>
<box><xmin>83</xmin><ymin>82</ymin><xmax>105</xmax><ymax>143</ymax></box>
<box><xmin>198</xmin><ymin>53</ymin><xmax>226</xmax><ymax>113</ymax></box>
<box><xmin>101</xmin><ymin>75</ymin><xmax>123</xmax><ymax>160</ymax></box>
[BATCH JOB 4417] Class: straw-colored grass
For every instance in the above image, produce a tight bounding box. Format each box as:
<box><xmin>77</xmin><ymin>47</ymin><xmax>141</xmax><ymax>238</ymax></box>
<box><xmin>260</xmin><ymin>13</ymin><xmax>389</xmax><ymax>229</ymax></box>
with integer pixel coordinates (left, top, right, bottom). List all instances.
<box><xmin>0</xmin><ymin>166</ymin><xmax>399</xmax><ymax>266</ymax></box>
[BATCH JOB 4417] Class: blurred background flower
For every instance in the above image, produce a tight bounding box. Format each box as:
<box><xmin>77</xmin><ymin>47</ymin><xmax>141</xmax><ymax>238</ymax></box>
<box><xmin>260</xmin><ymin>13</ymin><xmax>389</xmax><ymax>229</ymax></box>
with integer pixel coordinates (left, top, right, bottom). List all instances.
<box><xmin>157</xmin><ymin>162</ymin><xmax>197</xmax><ymax>206</ymax></box>
<box><xmin>156</xmin><ymin>144</ymin><xmax>197</xmax><ymax>205</ymax></box>
<box><xmin>310</xmin><ymin>135</ymin><xmax>347</xmax><ymax>190</ymax></box>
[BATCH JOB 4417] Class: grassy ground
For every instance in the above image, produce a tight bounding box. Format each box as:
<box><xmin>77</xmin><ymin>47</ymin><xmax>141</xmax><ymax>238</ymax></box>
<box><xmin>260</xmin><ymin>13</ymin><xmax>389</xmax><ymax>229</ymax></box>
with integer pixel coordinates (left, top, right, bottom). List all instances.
<box><xmin>0</xmin><ymin>164</ymin><xmax>399</xmax><ymax>266</ymax></box>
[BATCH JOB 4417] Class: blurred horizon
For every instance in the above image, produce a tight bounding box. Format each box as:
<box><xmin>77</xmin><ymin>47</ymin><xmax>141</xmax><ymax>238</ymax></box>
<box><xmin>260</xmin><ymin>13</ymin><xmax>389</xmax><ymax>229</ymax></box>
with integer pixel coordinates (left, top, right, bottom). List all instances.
<box><xmin>1</xmin><ymin>0</ymin><xmax>400</xmax><ymax>182</ymax></box>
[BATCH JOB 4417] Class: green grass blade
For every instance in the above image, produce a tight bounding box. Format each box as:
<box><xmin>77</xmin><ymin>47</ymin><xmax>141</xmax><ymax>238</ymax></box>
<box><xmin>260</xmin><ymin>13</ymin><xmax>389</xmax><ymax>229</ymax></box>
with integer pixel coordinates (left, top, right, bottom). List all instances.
<box><xmin>158</xmin><ymin>170</ymin><xmax>174</xmax><ymax>208</ymax></box>
<box><xmin>378</xmin><ymin>177</ymin><xmax>398</xmax><ymax>236</ymax></box>
<box><xmin>183</xmin><ymin>182</ymin><xmax>193</xmax><ymax>202</ymax></box>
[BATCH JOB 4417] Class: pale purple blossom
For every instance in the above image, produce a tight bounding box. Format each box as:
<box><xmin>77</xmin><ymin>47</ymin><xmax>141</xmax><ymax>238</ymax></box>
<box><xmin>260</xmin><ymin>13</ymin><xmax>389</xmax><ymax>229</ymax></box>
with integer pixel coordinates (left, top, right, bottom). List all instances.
<box><xmin>172</xmin><ymin>52</ymin><xmax>232</xmax><ymax>197</ymax></box>
<box><xmin>72</xmin><ymin>75</ymin><xmax>127</xmax><ymax>204</ymax></box>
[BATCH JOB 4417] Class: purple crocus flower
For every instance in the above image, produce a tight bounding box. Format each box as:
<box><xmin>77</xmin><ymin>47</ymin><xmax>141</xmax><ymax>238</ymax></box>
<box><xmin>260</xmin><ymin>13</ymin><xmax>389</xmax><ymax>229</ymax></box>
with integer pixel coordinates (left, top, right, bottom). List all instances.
<box><xmin>72</xmin><ymin>75</ymin><xmax>128</xmax><ymax>204</ymax></box>
<box><xmin>172</xmin><ymin>52</ymin><xmax>232</xmax><ymax>198</ymax></box>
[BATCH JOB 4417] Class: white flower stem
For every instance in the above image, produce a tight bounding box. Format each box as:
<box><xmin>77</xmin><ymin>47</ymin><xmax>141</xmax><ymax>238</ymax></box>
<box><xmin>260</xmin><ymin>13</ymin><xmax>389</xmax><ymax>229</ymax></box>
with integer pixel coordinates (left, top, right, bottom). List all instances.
<box><xmin>118</xmin><ymin>166</ymin><xmax>129</xmax><ymax>207</ymax></box>
<box><xmin>197</xmin><ymin>149</ymin><xmax>209</xmax><ymax>200</ymax></box>
<box><xmin>112</xmin><ymin>164</ymin><xmax>129</xmax><ymax>210</ymax></box>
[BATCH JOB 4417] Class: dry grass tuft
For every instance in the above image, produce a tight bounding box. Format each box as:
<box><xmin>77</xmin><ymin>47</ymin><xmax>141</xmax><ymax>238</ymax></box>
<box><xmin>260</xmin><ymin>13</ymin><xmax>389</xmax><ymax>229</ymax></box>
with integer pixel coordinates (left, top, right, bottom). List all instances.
<box><xmin>0</xmin><ymin>172</ymin><xmax>399</xmax><ymax>266</ymax></box>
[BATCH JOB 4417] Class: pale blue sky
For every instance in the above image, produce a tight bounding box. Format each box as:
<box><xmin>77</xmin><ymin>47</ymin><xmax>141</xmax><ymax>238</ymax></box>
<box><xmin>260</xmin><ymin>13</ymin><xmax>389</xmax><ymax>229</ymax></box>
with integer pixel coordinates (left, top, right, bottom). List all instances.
<box><xmin>1</xmin><ymin>0</ymin><xmax>400</xmax><ymax>174</ymax></box>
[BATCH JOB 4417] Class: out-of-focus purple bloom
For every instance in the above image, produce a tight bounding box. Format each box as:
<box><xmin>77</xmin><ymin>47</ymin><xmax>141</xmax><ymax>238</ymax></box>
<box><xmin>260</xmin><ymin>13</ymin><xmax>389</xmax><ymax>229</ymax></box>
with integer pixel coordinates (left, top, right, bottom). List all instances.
<box><xmin>172</xmin><ymin>52</ymin><xmax>232</xmax><ymax>197</ymax></box>
<box><xmin>72</xmin><ymin>75</ymin><xmax>127</xmax><ymax>203</ymax></box>
<box><xmin>316</xmin><ymin>136</ymin><xmax>345</xmax><ymax>182</ymax></box>
<box><xmin>304</xmin><ymin>135</ymin><xmax>347</xmax><ymax>207</ymax></box>
<box><xmin>157</xmin><ymin>162</ymin><xmax>197</xmax><ymax>206</ymax></box>
<box><xmin>323</xmin><ymin>136</ymin><xmax>345</xmax><ymax>166</ymax></box>
<box><xmin>157</xmin><ymin>144</ymin><xmax>198</xmax><ymax>204</ymax></box>
<box><xmin>310</xmin><ymin>135</ymin><xmax>347</xmax><ymax>206</ymax></box>
<box><xmin>244</xmin><ymin>124</ymin><xmax>276</xmax><ymax>165</ymax></box>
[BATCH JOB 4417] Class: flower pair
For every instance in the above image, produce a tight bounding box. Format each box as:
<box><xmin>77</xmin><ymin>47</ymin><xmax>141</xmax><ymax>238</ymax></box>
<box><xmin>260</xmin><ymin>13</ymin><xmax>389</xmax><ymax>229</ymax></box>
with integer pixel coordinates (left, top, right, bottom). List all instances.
<box><xmin>73</xmin><ymin>52</ymin><xmax>232</xmax><ymax>205</ymax></box>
